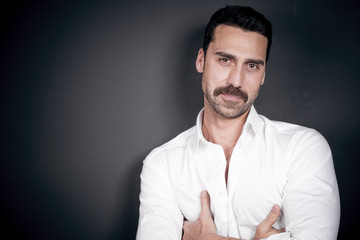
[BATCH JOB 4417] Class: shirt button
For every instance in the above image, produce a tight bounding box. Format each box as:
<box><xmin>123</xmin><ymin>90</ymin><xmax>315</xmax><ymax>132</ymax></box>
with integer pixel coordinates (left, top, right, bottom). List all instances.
<box><xmin>218</xmin><ymin>191</ymin><xmax>225</xmax><ymax>196</ymax></box>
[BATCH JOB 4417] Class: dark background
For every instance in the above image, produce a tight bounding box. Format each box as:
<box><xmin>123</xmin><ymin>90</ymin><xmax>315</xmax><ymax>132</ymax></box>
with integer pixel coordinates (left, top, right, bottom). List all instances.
<box><xmin>2</xmin><ymin>0</ymin><xmax>359</xmax><ymax>239</ymax></box>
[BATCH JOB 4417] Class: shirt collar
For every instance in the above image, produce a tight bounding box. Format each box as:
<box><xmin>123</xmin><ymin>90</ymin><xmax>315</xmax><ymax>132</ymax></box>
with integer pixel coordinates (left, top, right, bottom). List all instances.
<box><xmin>194</xmin><ymin>105</ymin><xmax>264</xmax><ymax>156</ymax></box>
<box><xmin>245</xmin><ymin>105</ymin><xmax>265</xmax><ymax>140</ymax></box>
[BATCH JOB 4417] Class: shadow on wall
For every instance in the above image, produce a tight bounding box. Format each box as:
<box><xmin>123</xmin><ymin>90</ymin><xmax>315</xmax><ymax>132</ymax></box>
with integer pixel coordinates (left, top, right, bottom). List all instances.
<box><xmin>111</xmin><ymin>25</ymin><xmax>205</xmax><ymax>240</ymax></box>
<box><xmin>110</xmin><ymin>153</ymin><xmax>144</xmax><ymax>239</ymax></box>
<box><xmin>173</xmin><ymin>25</ymin><xmax>204</xmax><ymax>130</ymax></box>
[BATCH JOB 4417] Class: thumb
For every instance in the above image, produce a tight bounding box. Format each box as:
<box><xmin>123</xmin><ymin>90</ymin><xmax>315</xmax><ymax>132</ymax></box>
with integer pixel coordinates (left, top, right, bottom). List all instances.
<box><xmin>261</xmin><ymin>205</ymin><xmax>281</xmax><ymax>228</ymax></box>
<box><xmin>199</xmin><ymin>190</ymin><xmax>211</xmax><ymax>217</ymax></box>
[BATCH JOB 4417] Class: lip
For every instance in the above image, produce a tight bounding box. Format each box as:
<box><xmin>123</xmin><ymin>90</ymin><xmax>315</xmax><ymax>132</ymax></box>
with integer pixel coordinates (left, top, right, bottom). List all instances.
<box><xmin>221</xmin><ymin>94</ymin><xmax>242</xmax><ymax>101</ymax></box>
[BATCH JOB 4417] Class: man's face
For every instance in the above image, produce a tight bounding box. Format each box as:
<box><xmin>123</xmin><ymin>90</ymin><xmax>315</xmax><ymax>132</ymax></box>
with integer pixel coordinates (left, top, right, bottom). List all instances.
<box><xmin>196</xmin><ymin>25</ymin><xmax>268</xmax><ymax>119</ymax></box>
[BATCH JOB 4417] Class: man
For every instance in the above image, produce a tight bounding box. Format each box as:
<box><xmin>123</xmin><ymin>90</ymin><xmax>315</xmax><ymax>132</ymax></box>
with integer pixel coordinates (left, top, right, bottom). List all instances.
<box><xmin>136</xmin><ymin>6</ymin><xmax>340</xmax><ymax>240</ymax></box>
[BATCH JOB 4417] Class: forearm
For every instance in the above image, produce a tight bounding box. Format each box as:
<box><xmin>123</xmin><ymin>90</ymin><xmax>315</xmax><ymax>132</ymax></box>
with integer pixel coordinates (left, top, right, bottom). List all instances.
<box><xmin>195</xmin><ymin>234</ymin><xmax>242</xmax><ymax>240</ymax></box>
<box><xmin>217</xmin><ymin>237</ymin><xmax>244</xmax><ymax>240</ymax></box>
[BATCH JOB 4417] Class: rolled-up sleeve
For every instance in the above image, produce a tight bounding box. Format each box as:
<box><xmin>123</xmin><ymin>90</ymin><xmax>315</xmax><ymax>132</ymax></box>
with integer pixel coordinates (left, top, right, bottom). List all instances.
<box><xmin>136</xmin><ymin>149</ymin><xmax>183</xmax><ymax>240</ymax></box>
<box><xmin>264</xmin><ymin>130</ymin><xmax>340</xmax><ymax>240</ymax></box>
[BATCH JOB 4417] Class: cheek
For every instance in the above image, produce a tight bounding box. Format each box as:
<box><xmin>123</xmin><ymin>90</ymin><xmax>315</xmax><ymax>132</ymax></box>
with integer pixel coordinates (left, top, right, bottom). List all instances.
<box><xmin>244</xmin><ymin>74</ymin><xmax>263</xmax><ymax>95</ymax></box>
<box><xmin>204</xmin><ymin>67</ymin><xmax>228</xmax><ymax>87</ymax></box>
<box><xmin>246</xmin><ymin>72</ymin><xmax>264</xmax><ymax>85</ymax></box>
<box><xmin>201</xmin><ymin>75</ymin><xmax>214</xmax><ymax>94</ymax></box>
<box><xmin>248</xmin><ymin>83</ymin><xmax>262</xmax><ymax>99</ymax></box>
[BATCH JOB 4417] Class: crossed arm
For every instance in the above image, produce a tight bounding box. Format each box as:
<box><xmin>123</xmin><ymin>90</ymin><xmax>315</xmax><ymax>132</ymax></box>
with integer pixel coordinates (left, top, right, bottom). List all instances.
<box><xmin>137</xmin><ymin>157</ymin><xmax>340</xmax><ymax>240</ymax></box>
<box><xmin>183</xmin><ymin>191</ymin><xmax>284</xmax><ymax>240</ymax></box>
<box><xmin>137</xmin><ymin>131</ymin><xmax>340</xmax><ymax>240</ymax></box>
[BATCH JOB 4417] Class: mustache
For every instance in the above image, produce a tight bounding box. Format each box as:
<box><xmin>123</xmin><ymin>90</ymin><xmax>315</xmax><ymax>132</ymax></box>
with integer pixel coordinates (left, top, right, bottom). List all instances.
<box><xmin>213</xmin><ymin>85</ymin><xmax>248</xmax><ymax>101</ymax></box>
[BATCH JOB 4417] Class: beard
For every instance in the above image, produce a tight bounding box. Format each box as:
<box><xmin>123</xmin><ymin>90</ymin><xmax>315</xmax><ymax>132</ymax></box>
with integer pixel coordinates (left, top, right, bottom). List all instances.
<box><xmin>204</xmin><ymin>85</ymin><xmax>257</xmax><ymax>119</ymax></box>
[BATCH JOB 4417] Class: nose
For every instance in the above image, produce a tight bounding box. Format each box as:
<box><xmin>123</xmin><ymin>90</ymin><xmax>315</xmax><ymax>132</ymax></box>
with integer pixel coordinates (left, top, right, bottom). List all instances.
<box><xmin>226</xmin><ymin>65</ymin><xmax>244</xmax><ymax>88</ymax></box>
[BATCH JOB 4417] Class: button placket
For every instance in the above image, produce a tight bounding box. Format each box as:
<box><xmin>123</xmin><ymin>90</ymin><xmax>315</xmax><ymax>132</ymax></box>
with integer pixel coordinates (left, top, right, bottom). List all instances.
<box><xmin>212</xmin><ymin>144</ymin><xmax>229</xmax><ymax>236</ymax></box>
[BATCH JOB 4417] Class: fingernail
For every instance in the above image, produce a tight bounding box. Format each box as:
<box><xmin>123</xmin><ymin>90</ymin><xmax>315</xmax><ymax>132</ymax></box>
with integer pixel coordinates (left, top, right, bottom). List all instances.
<box><xmin>201</xmin><ymin>190</ymin><xmax>208</xmax><ymax>197</ymax></box>
<box><xmin>271</xmin><ymin>205</ymin><xmax>280</xmax><ymax>213</ymax></box>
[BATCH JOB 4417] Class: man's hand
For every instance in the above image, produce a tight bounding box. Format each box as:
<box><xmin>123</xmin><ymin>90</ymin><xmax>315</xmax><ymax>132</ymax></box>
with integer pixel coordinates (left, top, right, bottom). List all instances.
<box><xmin>254</xmin><ymin>205</ymin><xmax>285</xmax><ymax>240</ymax></box>
<box><xmin>183</xmin><ymin>190</ymin><xmax>219</xmax><ymax>240</ymax></box>
<box><xmin>183</xmin><ymin>190</ymin><xmax>285</xmax><ymax>240</ymax></box>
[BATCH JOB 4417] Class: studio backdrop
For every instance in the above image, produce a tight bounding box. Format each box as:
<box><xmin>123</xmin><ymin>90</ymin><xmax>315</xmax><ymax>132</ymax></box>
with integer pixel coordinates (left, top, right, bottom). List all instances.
<box><xmin>2</xmin><ymin>0</ymin><xmax>360</xmax><ymax>239</ymax></box>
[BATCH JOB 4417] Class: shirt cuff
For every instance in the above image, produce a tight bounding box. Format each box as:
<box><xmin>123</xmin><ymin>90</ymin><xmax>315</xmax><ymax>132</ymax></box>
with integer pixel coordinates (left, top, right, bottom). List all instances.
<box><xmin>262</xmin><ymin>232</ymin><xmax>291</xmax><ymax>240</ymax></box>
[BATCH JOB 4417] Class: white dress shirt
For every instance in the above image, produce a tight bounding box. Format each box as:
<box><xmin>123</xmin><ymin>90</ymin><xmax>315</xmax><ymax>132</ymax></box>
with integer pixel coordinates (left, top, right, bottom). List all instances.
<box><xmin>136</xmin><ymin>106</ymin><xmax>340</xmax><ymax>240</ymax></box>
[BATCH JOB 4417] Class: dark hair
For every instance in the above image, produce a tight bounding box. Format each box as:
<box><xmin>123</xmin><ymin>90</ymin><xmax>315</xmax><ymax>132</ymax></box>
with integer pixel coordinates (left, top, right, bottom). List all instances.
<box><xmin>203</xmin><ymin>6</ymin><xmax>273</xmax><ymax>61</ymax></box>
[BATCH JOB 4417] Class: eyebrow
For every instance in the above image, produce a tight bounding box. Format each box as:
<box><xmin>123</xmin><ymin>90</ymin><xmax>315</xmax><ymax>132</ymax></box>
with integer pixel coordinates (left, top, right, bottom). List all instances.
<box><xmin>215</xmin><ymin>51</ymin><xmax>265</xmax><ymax>66</ymax></box>
<box><xmin>244</xmin><ymin>59</ymin><xmax>265</xmax><ymax>66</ymax></box>
<box><xmin>215</xmin><ymin>51</ymin><xmax>237</xmax><ymax>61</ymax></box>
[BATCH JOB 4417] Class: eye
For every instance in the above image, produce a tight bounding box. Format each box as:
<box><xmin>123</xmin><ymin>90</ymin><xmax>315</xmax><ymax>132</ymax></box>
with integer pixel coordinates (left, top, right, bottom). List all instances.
<box><xmin>247</xmin><ymin>63</ymin><xmax>259</xmax><ymax>70</ymax></box>
<box><xmin>219</xmin><ymin>57</ymin><xmax>230</xmax><ymax>63</ymax></box>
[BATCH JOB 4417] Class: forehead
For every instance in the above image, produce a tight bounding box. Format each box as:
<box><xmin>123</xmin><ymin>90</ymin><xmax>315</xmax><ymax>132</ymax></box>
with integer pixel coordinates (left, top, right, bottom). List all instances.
<box><xmin>210</xmin><ymin>24</ymin><xmax>267</xmax><ymax>60</ymax></box>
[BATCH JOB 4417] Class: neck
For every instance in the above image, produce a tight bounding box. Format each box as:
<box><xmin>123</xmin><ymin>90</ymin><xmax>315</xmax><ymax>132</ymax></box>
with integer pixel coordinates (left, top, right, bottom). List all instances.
<box><xmin>202</xmin><ymin>103</ymin><xmax>250</xmax><ymax>161</ymax></box>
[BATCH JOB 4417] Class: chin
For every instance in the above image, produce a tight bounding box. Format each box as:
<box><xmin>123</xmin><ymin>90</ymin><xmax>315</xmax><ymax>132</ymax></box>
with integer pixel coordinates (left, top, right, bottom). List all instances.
<box><xmin>216</xmin><ymin>108</ymin><xmax>246</xmax><ymax>119</ymax></box>
<box><xmin>220</xmin><ymin>102</ymin><xmax>253</xmax><ymax>118</ymax></box>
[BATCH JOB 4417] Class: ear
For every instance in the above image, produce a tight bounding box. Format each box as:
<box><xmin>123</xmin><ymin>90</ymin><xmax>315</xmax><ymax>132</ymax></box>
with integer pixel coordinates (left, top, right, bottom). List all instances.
<box><xmin>261</xmin><ymin>72</ymin><xmax>266</xmax><ymax>85</ymax></box>
<box><xmin>195</xmin><ymin>48</ymin><xmax>205</xmax><ymax>73</ymax></box>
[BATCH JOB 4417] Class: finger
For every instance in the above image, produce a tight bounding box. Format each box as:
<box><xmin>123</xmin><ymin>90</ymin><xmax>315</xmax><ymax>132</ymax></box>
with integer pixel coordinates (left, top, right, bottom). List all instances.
<box><xmin>199</xmin><ymin>190</ymin><xmax>211</xmax><ymax>217</ymax></box>
<box><xmin>183</xmin><ymin>220</ymin><xmax>189</xmax><ymax>228</ymax></box>
<box><xmin>261</xmin><ymin>204</ymin><xmax>281</xmax><ymax>228</ymax></box>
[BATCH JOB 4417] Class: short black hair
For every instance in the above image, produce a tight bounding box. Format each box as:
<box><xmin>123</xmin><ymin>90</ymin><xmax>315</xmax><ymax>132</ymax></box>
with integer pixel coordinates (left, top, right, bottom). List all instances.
<box><xmin>203</xmin><ymin>6</ymin><xmax>273</xmax><ymax>61</ymax></box>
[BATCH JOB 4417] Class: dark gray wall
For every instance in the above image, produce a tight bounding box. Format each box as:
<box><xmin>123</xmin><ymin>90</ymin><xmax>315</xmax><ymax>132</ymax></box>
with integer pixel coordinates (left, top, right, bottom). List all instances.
<box><xmin>2</xmin><ymin>0</ymin><xmax>359</xmax><ymax>239</ymax></box>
